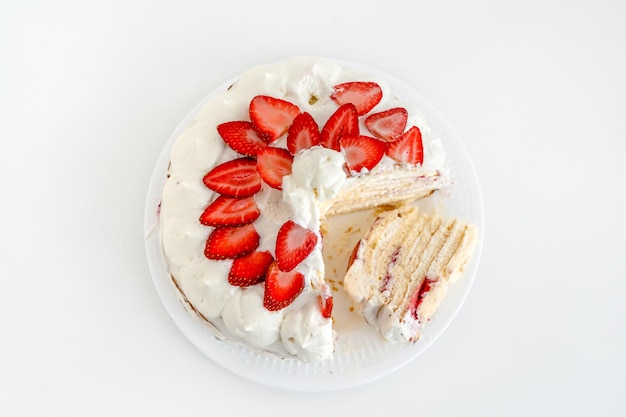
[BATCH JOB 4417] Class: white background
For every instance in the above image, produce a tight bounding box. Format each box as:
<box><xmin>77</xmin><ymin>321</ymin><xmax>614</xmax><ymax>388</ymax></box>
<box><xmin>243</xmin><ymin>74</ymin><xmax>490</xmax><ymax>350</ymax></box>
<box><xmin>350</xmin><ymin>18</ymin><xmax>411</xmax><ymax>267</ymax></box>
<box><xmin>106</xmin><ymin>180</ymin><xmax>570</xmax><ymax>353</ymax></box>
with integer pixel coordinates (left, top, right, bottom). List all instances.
<box><xmin>1</xmin><ymin>1</ymin><xmax>624</xmax><ymax>415</ymax></box>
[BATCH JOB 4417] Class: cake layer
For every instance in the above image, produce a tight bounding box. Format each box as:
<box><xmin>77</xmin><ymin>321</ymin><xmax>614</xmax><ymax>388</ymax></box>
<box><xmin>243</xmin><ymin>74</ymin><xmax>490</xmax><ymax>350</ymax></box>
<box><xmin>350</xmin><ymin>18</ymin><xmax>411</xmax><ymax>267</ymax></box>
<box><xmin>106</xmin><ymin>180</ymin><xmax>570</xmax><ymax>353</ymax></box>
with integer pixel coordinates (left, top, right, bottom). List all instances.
<box><xmin>322</xmin><ymin>166</ymin><xmax>445</xmax><ymax>217</ymax></box>
<box><xmin>344</xmin><ymin>206</ymin><xmax>477</xmax><ymax>342</ymax></box>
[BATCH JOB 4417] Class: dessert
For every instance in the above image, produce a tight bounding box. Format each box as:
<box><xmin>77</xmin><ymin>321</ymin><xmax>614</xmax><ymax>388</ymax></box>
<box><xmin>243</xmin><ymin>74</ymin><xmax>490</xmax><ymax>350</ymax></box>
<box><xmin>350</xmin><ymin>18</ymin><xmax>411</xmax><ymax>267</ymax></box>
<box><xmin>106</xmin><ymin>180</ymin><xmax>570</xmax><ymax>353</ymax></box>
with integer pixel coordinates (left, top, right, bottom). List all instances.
<box><xmin>159</xmin><ymin>56</ymin><xmax>469</xmax><ymax>363</ymax></box>
<box><xmin>343</xmin><ymin>206</ymin><xmax>478</xmax><ymax>342</ymax></box>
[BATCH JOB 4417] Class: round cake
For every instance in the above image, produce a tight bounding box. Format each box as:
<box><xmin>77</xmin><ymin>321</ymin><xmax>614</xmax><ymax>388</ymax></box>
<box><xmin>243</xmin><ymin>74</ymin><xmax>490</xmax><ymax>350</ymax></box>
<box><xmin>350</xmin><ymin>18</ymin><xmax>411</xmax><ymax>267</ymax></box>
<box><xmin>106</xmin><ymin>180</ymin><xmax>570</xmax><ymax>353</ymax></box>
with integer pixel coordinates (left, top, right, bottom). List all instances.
<box><xmin>158</xmin><ymin>56</ymin><xmax>469</xmax><ymax>362</ymax></box>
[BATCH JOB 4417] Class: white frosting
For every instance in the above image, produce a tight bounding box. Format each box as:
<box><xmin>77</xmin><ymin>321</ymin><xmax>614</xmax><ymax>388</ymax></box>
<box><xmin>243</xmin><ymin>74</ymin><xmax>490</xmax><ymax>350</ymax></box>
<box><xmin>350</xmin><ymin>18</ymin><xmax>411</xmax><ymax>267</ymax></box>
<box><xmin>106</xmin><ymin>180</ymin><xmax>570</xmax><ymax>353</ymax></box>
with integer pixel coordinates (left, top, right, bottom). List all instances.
<box><xmin>222</xmin><ymin>285</ymin><xmax>283</xmax><ymax>347</ymax></box>
<box><xmin>377</xmin><ymin>306</ymin><xmax>419</xmax><ymax>343</ymax></box>
<box><xmin>179</xmin><ymin>261</ymin><xmax>237</xmax><ymax>319</ymax></box>
<box><xmin>160</xmin><ymin>56</ymin><xmax>446</xmax><ymax>361</ymax></box>
<box><xmin>280</xmin><ymin>293</ymin><xmax>335</xmax><ymax>362</ymax></box>
<box><xmin>252</xmin><ymin>187</ymin><xmax>293</xmax><ymax>252</ymax></box>
<box><xmin>282</xmin><ymin>146</ymin><xmax>348</xmax><ymax>230</ymax></box>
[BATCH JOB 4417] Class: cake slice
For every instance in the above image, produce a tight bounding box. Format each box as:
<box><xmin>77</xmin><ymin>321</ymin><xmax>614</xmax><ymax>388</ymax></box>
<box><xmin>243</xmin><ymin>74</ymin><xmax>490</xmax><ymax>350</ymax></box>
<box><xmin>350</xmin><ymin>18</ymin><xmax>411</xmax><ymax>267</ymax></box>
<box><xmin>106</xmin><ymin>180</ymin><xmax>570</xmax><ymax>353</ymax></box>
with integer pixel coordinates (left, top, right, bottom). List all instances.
<box><xmin>343</xmin><ymin>206</ymin><xmax>477</xmax><ymax>342</ymax></box>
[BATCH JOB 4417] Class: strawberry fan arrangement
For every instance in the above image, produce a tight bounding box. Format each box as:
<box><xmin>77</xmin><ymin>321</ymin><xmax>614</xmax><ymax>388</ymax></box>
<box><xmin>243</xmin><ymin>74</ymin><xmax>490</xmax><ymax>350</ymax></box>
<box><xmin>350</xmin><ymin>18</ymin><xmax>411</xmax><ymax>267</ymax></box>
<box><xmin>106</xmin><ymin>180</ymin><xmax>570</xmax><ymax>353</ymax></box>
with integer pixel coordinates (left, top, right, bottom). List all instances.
<box><xmin>199</xmin><ymin>81</ymin><xmax>425</xmax><ymax>316</ymax></box>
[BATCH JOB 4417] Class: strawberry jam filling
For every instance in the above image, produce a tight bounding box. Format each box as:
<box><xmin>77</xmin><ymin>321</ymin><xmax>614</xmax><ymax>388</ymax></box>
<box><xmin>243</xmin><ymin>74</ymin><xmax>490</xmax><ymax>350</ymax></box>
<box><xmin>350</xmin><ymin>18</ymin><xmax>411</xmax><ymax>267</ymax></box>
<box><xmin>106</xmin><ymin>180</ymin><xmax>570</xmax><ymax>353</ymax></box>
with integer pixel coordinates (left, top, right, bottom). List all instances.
<box><xmin>408</xmin><ymin>277</ymin><xmax>437</xmax><ymax>322</ymax></box>
<box><xmin>380</xmin><ymin>247</ymin><xmax>401</xmax><ymax>293</ymax></box>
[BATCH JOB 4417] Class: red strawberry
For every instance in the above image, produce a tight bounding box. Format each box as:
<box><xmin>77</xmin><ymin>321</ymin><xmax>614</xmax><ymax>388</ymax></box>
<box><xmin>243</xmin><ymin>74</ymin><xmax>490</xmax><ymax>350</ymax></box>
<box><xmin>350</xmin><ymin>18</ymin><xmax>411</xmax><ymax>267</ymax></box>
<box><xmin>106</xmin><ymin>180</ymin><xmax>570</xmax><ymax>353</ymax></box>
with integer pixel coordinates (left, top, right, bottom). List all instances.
<box><xmin>347</xmin><ymin>240</ymin><xmax>361</xmax><ymax>271</ymax></box>
<box><xmin>263</xmin><ymin>261</ymin><xmax>305</xmax><ymax>311</ymax></box>
<box><xmin>386</xmin><ymin>126</ymin><xmax>424</xmax><ymax>165</ymax></box>
<box><xmin>204</xmin><ymin>224</ymin><xmax>259</xmax><ymax>260</ymax></box>
<box><xmin>199</xmin><ymin>195</ymin><xmax>260</xmax><ymax>227</ymax></box>
<box><xmin>228</xmin><ymin>250</ymin><xmax>274</xmax><ymax>287</ymax></box>
<box><xmin>317</xmin><ymin>294</ymin><xmax>333</xmax><ymax>319</ymax></box>
<box><xmin>256</xmin><ymin>147</ymin><xmax>293</xmax><ymax>190</ymax></box>
<box><xmin>408</xmin><ymin>277</ymin><xmax>437</xmax><ymax>321</ymax></box>
<box><xmin>286</xmin><ymin>112</ymin><xmax>321</xmax><ymax>154</ymax></box>
<box><xmin>339</xmin><ymin>134</ymin><xmax>387</xmax><ymax>174</ymax></box>
<box><xmin>364</xmin><ymin>107</ymin><xmax>408</xmax><ymax>142</ymax></box>
<box><xmin>249</xmin><ymin>95</ymin><xmax>300</xmax><ymax>142</ymax></box>
<box><xmin>202</xmin><ymin>157</ymin><xmax>262</xmax><ymax>197</ymax></box>
<box><xmin>217</xmin><ymin>121</ymin><xmax>268</xmax><ymax>157</ymax></box>
<box><xmin>331</xmin><ymin>81</ymin><xmax>382</xmax><ymax>116</ymax></box>
<box><xmin>320</xmin><ymin>103</ymin><xmax>358</xmax><ymax>151</ymax></box>
<box><xmin>275</xmin><ymin>220</ymin><xmax>317</xmax><ymax>272</ymax></box>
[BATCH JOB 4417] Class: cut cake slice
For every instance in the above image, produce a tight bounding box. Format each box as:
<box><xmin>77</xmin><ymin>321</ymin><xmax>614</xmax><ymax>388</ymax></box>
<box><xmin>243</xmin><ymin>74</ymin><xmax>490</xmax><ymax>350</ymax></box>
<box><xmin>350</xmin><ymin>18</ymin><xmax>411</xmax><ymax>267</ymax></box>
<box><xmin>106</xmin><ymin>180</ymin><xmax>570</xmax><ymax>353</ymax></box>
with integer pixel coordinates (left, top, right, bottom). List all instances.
<box><xmin>343</xmin><ymin>205</ymin><xmax>477</xmax><ymax>342</ymax></box>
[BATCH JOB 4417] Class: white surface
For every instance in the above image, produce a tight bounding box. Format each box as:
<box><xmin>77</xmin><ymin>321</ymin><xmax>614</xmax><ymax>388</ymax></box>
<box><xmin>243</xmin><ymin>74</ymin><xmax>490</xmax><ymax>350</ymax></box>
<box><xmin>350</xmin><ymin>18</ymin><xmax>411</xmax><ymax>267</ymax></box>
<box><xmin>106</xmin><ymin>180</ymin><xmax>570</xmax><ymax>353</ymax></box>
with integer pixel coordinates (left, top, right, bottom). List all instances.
<box><xmin>144</xmin><ymin>64</ymin><xmax>484</xmax><ymax>391</ymax></box>
<box><xmin>1</xmin><ymin>0</ymin><xmax>624</xmax><ymax>415</ymax></box>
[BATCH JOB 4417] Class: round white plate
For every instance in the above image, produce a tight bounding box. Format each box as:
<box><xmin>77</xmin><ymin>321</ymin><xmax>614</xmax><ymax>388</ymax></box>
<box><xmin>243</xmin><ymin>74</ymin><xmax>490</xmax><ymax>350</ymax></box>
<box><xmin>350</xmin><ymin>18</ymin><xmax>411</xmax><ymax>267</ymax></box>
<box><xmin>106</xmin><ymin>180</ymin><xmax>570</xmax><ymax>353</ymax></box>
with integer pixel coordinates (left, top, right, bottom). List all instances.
<box><xmin>144</xmin><ymin>58</ymin><xmax>484</xmax><ymax>392</ymax></box>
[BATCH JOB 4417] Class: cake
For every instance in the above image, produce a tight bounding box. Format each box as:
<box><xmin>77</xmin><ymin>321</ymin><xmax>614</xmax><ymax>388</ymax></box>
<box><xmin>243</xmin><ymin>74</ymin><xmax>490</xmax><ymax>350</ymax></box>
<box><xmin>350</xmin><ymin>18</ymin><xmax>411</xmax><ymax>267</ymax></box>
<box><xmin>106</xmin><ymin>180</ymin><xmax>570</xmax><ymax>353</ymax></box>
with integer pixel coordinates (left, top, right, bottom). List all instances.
<box><xmin>159</xmin><ymin>56</ymin><xmax>469</xmax><ymax>362</ymax></box>
<box><xmin>343</xmin><ymin>206</ymin><xmax>478</xmax><ymax>342</ymax></box>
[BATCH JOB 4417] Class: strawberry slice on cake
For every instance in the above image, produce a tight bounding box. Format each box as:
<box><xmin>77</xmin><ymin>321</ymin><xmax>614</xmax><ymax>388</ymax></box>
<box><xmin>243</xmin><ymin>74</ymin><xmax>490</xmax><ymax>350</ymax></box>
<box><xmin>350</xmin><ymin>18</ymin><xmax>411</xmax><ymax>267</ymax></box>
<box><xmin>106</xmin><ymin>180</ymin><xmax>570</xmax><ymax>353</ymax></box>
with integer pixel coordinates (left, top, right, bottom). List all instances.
<box><xmin>228</xmin><ymin>250</ymin><xmax>274</xmax><ymax>287</ymax></box>
<box><xmin>204</xmin><ymin>224</ymin><xmax>260</xmax><ymax>260</ymax></box>
<box><xmin>249</xmin><ymin>95</ymin><xmax>301</xmax><ymax>142</ymax></box>
<box><xmin>331</xmin><ymin>81</ymin><xmax>382</xmax><ymax>115</ymax></box>
<box><xmin>256</xmin><ymin>147</ymin><xmax>294</xmax><ymax>190</ymax></box>
<box><xmin>387</xmin><ymin>126</ymin><xmax>424</xmax><ymax>165</ymax></box>
<box><xmin>199</xmin><ymin>195</ymin><xmax>260</xmax><ymax>227</ymax></box>
<box><xmin>263</xmin><ymin>262</ymin><xmax>305</xmax><ymax>311</ymax></box>
<box><xmin>365</xmin><ymin>107</ymin><xmax>408</xmax><ymax>142</ymax></box>
<box><xmin>202</xmin><ymin>158</ymin><xmax>262</xmax><ymax>197</ymax></box>
<box><xmin>339</xmin><ymin>134</ymin><xmax>387</xmax><ymax>174</ymax></box>
<box><xmin>275</xmin><ymin>220</ymin><xmax>317</xmax><ymax>272</ymax></box>
<box><xmin>320</xmin><ymin>103</ymin><xmax>358</xmax><ymax>151</ymax></box>
<box><xmin>217</xmin><ymin>121</ymin><xmax>268</xmax><ymax>157</ymax></box>
<box><xmin>287</xmin><ymin>112</ymin><xmax>321</xmax><ymax>154</ymax></box>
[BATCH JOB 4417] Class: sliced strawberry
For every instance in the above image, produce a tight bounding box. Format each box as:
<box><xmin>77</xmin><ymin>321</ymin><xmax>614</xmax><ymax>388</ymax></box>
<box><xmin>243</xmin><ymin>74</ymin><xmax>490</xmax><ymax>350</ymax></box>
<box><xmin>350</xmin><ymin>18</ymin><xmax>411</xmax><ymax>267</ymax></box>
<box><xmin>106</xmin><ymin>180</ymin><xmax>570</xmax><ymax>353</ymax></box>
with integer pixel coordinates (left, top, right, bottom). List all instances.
<box><xmin>331</xmin><ymin>81</ymin><xmax>382</xmax><ymax>116</ymax></box>
<box><xmin>256</xmin><ymin>147</ymin><xmax>293</xmax><ymax>190</ymax></box>
<box><xmin>320</xmin><ymin>103</ymin><xmax>358</xmax><ymax>151</ymax></box>
<box><xmin>364</xmin><ymin>107</ymin><xmax>408</xmax><ymax>142</ymax></box>
<box><xmin>347</xmin><ymin>240</ymin><xmax>361</xmax><ymax>271</ymax></box>
<box><xmin>263</xmin><ymin>261</ymin><xmax>305</xmax><ymax>311</ymax></box>
<box><xmin>386</xmin><ymin>126</ymin><xmax>424</xmax><ymax>165</ymax></box>
<box><xmin>202</xmin><ymin>157</ymin><xmax>262</xmax><ymax>197</ymax></box>
<box><xmin>275</xmin><ymin>220</ymin><xmax>317</xmax><ymax>272</ymax></box>
<box><xmin>199</xmin><ymin>195</ymin><xmax>260</xmax><ymax>227</ymax></box>
<box><xmin>204</xmin><ymin>224</ymin><xmax>259</xmax><ymax>260</ymax></box>
<box><xmin>408</xmin><ymin>277</ymin><xmax>437</xmax><ymax>321</ymax></box>
<box><xmin>249</xmin><ymin>95</ymin><xmax>300</xmax><ymax>142</ymax></box>
<box><xmin>317</xmin><ymin>294</ymin><xmax>333</xmax><ymax>319</ymax></box>
<box><xmin>339</xmin><ymin>134</ymin><xmax>387</xmax><ymax>174</ymax></box>
<box><xmin>228</xmin><ymin>250</ymin><xmax>274</xmax><ymax>287</ymax></box>
<box><xmin>217</xmin><ymin>121</ymin><xmax>268</xmax><ymax>157</ymax></box>
<box><xmin>286</xmin><ymin>112</ymin><xmax>321</xmax><ymax>154</ymax></box>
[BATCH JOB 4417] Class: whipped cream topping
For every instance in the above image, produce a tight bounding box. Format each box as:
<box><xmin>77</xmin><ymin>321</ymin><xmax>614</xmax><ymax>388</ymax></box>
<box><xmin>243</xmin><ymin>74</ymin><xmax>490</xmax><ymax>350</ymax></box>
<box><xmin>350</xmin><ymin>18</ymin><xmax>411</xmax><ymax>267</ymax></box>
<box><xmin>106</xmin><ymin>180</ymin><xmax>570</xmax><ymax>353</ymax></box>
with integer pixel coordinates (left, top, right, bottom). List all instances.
<box><xmin>159</xmin><ymin>56</ymin><xmax>447</xmax><ymax>362</ymax></box>
<box><xmin>282</xmin><ymin>146</ymin><xmax>348</xmax><ymax>231</ymax></box>
<box><xmin>280</xmin><ymin>292</ymin><xmax>334</xmax><ymax>362</ymax></box>
<box><xmin>222</xmin><ymin>285</ymin><xmax>283</xmax><ymax>347</ymax></box>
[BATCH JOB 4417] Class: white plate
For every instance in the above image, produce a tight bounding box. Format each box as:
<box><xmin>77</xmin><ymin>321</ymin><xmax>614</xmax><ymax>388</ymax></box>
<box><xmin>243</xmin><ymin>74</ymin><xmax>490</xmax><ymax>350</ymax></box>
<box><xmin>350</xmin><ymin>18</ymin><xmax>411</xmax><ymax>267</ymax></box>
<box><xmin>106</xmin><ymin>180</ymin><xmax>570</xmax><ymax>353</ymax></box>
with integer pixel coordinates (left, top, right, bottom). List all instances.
<box><xmin>144</xmin><ymin>59</ymin><xmax>484</xmax><ymax>392</ymax></box>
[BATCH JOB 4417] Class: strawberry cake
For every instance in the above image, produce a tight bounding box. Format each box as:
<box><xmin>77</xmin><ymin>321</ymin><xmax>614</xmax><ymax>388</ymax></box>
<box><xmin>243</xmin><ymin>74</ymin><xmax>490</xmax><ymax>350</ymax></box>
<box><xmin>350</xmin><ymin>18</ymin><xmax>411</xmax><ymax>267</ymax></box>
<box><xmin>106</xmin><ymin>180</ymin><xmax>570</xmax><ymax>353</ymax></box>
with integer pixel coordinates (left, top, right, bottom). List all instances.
<box><xmin>159</xmin><ymin>56</ymin><xmax>457</xmax><ymax>362</ymax></box>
